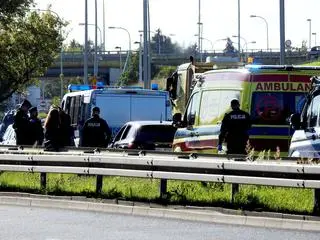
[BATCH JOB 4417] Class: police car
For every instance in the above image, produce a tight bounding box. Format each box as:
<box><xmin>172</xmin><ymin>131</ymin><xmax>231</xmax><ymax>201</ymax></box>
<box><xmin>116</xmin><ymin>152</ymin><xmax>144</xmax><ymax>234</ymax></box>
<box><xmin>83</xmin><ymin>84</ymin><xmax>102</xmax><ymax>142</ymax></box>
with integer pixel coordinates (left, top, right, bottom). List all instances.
<box><xmin>289</xmin><ymin>76</ymin><xmax>320</xmax><ymax>158</ymax></box>
<box><xmin>0</xmin><ymin>124</ymin><xmax>16</xmax><ymax>145</ymax></box>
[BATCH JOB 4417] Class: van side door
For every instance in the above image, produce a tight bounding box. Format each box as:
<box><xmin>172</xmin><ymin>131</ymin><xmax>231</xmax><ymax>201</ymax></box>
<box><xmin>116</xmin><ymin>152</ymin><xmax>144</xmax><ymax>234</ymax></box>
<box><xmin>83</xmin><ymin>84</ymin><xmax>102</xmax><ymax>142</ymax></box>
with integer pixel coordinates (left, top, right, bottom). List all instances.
<box><xmin>173</xmin><ymin>91</ymin><xmax>201</xmax><ymax>152</ymax></box>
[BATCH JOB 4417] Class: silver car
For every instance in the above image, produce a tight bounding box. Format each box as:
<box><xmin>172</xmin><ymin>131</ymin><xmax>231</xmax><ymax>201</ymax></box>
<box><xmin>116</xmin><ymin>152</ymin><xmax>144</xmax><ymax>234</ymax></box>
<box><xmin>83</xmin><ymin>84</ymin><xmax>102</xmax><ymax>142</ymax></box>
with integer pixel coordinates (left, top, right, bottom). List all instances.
<box><xmin>0</xmin><ymin>124</ymin><xmax>16</xmax><ymax>145</ymax></box>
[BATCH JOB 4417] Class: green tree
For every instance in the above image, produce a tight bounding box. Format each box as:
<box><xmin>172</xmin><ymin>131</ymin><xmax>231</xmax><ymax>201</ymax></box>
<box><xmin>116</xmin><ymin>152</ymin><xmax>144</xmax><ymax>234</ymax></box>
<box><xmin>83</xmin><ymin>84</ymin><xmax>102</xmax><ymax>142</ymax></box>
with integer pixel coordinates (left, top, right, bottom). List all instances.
<box><xmin>118</xmin><ymin>53</ymin><xmax>139</xmax><ymax>86</ymax></box>
<box><xmin>66</xmin><ymin>39</ymin><xmax>83</xmax><ymax>52</ymax></box>
<box><xmin>44</xmin><ymin>76</ymin><xmax>82</xmax><ymax>99</ymax></box>
<box><xmin>184</xmin><ymin>43</ymin><xmax>198</xmax><ymax>57</ymax></box>
<box><xmin>150</xmin><ymin>29</ymin><xmax>181</xmax><ymax>55</ymax></box>
<box><xmin>0</xmin><ymin>0</ymin><xmax>34</xmax><ymax>24</ymax></box>
<box><xmin>0</xmin><ymin>4</ymin><xmax>65</xmax><ymax>103</ymax></box>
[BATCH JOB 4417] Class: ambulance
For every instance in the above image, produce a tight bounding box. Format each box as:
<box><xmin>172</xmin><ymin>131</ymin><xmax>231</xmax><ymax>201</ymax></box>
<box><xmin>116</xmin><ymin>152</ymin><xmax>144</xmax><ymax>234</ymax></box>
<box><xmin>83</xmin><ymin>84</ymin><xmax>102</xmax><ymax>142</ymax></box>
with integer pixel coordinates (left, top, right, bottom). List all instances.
<box><xmin>170</xmin><ymin>64</ymin><xmax>320</xmax><ymax>154</ymax></box>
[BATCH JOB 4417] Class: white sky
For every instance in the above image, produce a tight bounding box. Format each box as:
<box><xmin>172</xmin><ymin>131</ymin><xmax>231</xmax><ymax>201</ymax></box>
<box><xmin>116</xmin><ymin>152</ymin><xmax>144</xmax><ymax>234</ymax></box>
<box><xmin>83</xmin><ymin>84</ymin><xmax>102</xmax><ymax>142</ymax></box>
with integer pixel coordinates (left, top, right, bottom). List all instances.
<box><xmin>34</xmin><ymin>0</ymin><xmax>320</xmax><ymax>52</ymax></box>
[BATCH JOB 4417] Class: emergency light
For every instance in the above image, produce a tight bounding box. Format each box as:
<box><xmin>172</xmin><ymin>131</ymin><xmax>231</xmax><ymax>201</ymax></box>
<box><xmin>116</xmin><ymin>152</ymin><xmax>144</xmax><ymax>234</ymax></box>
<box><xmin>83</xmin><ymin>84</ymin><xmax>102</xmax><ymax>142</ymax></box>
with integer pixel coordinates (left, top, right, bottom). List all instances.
<box><xmin>68</xmin><ymin>84</ymin><xmax>91</xmax><ymax>91</ymax></box>
<box><xmin>68</xmin><ymin>83</ymin><xmax>145</xmax><ymax>92</ymax></box>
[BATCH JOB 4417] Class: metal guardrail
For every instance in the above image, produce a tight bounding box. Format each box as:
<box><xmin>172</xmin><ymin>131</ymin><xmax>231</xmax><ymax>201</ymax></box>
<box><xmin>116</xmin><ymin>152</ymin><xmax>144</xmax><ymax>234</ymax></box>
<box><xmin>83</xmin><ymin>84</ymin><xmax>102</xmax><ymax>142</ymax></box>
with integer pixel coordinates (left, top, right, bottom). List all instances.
<box><xmin>0</xmin><ymin>145</ymin><xmax>319</xmax><ymax>213</ymax></box>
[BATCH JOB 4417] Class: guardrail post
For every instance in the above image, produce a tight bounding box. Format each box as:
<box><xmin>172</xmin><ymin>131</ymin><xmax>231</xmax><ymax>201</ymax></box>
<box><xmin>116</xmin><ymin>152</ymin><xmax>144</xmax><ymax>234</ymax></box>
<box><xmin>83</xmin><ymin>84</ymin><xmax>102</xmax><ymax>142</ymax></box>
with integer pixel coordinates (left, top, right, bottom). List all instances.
<box><xmin>160</xmin><ymin>179</ymin><xmax>167</xmax><ymax>200</ymax></box>
<box><xmin>231</xmin><ymin>184</ymin><xmax>239</xmax><ymax>203</ymax></box>
<box><xmin>314</xmin><ymin>189</ymin><xmax>320</xmax><ymax>214</ymax></box>
<box><xmin>96</xmin><ymin>175</ymin><xmax>103</xmax><ymax>195</ymax></box>
<box><xmin>40</xmin><ymin>173</ymin><xmax>47</xmax><ymax>189</ymax></box>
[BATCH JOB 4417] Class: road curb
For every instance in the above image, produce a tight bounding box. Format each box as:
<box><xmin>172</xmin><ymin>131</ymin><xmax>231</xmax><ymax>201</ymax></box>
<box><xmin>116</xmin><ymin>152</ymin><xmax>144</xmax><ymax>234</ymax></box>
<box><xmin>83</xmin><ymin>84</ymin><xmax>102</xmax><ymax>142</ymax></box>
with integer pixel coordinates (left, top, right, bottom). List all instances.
<box><xmin>0</xmin><ymin>195</ymin><xmax>320</xmax><ymax>232</ymax></box>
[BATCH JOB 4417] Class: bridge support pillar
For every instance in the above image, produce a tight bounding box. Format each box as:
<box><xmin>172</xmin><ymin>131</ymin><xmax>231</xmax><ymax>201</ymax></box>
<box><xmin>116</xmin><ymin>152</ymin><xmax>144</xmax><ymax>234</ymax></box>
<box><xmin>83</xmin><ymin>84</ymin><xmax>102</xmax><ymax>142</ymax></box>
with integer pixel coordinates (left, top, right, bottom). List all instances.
<box><xmin>96</xmin><ymin>175</ymin><xmax>103</xmax><ymax>195</ymax></box>
<box><xmin>160</xmin><ymin>179</ymin><xmax>167</xmax><ymax>201</ymax></box>
<box><xmin>40</xmin><ymin>173</ymin><xmax>47</xmax><ymax>190</ymax></box>
<box><xmin>231</xmin><ymin>184</ymin><xmax>239</xmax><ymax>203</ymax></box>
<box><xmin>314</xmin><ymin>189</ymin><xmax>320</xmax><ymax>215</ymax></box>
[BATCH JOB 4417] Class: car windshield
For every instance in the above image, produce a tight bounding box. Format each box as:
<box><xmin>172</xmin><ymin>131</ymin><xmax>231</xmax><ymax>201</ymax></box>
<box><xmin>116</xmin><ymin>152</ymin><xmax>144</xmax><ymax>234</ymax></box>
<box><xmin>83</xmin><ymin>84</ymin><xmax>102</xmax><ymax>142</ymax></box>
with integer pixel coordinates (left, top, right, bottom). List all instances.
<box><xmin>251</xmin><ymin>92</ymin><xmax>307</xmax><ymax>125</ymax></box>
<box><xmin>135</xmin><ymin>125</ymin><xmax>176</xmax><ymax>143</ymax></box>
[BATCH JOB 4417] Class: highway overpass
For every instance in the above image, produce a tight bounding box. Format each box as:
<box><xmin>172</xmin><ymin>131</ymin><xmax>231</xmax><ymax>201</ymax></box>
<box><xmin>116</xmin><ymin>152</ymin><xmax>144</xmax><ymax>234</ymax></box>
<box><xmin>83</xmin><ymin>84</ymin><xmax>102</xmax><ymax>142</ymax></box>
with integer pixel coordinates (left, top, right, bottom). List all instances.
<box><xmin>44</xmin><ymin>50</ymin><xmax>309</xmax><ymax>82</ymax></box>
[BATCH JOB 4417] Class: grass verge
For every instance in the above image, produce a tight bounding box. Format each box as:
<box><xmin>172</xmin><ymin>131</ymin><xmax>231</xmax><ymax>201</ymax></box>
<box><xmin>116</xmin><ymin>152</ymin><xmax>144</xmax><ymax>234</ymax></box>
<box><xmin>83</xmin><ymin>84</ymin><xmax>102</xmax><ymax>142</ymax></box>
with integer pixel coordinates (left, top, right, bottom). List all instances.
<box><xmin>0</xmin><ymin>172</ymin><xmax>314</xmax><ymax>215</ymax></box>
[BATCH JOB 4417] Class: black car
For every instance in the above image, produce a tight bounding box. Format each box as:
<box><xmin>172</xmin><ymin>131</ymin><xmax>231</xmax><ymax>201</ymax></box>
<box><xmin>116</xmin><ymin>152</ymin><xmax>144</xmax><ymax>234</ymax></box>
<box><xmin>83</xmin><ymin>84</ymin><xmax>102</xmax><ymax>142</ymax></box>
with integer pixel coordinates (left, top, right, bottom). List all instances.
<box><xmin>109</xmin><ymin>121</ymin><xmax>176</xmax><ymax>151</ymax></box>
<box><xmin>308</xmin><ymin>46</ymin><xmax>320</xmax><ymax>60</ymax></box>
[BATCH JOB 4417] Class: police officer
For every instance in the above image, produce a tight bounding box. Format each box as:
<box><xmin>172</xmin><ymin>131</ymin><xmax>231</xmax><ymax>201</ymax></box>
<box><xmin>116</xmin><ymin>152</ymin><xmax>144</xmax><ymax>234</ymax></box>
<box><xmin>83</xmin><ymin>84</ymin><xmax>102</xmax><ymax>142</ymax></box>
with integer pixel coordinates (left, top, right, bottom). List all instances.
<box><xmin>13</xmin><ymin>99</ymin><xmax>32</xmax><ymax>145</ymax></box>
<box><xmin>218</xmin><ymin>99</ymin><xmax>251</xmax><ymax>154</ymax></box>
<box><xmin>28</xmin><ymin>107</ymin><xmax>44</xmax><ymax>146</ymax></box>
<box><xmin>80</xmin><ymin>107</ymin><xmax>111</xmax><ymax>148</ymax></box>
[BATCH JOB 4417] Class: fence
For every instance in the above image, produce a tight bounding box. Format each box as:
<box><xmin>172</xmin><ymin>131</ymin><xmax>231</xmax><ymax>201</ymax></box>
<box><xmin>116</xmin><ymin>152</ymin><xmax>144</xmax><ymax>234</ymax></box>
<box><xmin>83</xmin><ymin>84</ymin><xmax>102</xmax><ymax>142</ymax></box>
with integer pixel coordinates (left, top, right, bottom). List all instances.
<box><xmin>0</xmin><ymin>146</ymin><xmax>319</xmax><ymax>213</ymax></box>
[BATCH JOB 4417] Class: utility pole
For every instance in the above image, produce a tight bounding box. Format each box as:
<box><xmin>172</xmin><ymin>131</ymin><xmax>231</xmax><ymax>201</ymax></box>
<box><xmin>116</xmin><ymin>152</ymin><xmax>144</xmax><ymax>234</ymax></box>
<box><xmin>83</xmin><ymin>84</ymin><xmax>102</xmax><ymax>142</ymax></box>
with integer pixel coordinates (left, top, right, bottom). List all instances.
<box><xmin>238</xmin><ymin>0</ymin><xmax>241</xmax><ymax>61</ymax></box>
<box><xmin>139</xmin><ymin>34</ymin><xmax>143</xmax><ymax>82</ymax></box>
<box><xmin>143</xmin><ymin>0</ymin><xmax>149</xmax><ymax>89</ymax></box>
<box><xmin>147</xmin><ymin>0</ymin><xmax>151</xmax><ymax>86</ymax></box>
<box><xmin>103</xmin><ymin>0</ymin><xmax>106</xmax><ymax>51</ymax></box>
<box><xmin>197</xmin><ymin>0</ymin><xmax>202</xmax><ymax>62</ymax></box>
<box><xmin>94</xmin><ymin>0</ymin><xmax>98</xmax><ymax>78</ymax></box>
<box><xmin>84</xmin><ymin>0</ymin><xmax>88</xmax><ymax>84</ymax></box>
<box><xmin>280</xmin><ymin>0</ymin><xmax>285</xmax><ymax>64</ymax></box>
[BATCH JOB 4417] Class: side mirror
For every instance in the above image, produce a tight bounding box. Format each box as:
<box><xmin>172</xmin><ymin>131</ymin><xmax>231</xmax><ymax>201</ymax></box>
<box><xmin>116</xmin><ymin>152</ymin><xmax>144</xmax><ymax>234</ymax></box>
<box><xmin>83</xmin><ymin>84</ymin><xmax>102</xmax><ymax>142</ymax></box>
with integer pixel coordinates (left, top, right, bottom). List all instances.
<box><xmin>187</xmin><ymin>113</ymin><xmax>195</xmax><ymax>128</ymax></box>
<box><xmin>172</xmin><ymin>113</ymin><xmax>182</xmax><ymax>127</ymax></box>
<box><xmin>290</xmin><ymin>113</ymin><xmax>301</xmax><ymax>130</ymax></box>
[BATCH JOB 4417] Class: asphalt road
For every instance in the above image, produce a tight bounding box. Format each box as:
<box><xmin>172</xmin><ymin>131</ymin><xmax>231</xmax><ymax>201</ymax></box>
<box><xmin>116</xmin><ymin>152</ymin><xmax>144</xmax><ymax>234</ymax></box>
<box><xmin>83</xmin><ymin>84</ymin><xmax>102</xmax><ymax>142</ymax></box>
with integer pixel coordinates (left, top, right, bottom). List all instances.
<box><xmin>0</xmin><ymin>205</ymin><xmax>318</xmax><ymax>240</ymax></box>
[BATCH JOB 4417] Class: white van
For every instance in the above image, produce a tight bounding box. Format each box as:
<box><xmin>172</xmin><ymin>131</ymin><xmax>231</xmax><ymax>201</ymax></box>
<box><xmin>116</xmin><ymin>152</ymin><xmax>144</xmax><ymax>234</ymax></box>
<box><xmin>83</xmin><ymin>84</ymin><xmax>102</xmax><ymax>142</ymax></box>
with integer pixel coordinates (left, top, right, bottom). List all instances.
<box><xmin>61</xmin><ymin>86</ymin><xmax>172</xmax><ymax>136</ymax></box>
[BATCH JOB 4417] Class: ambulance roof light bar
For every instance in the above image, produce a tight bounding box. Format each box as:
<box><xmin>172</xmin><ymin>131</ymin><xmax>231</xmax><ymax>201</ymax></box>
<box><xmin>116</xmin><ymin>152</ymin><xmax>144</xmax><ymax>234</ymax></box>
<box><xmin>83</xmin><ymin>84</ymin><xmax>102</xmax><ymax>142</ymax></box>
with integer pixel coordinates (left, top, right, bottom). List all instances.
<box><xmin>246</xmin><ymin>64</ymin><xmax>320</xmax><ymax>71</ymax></box>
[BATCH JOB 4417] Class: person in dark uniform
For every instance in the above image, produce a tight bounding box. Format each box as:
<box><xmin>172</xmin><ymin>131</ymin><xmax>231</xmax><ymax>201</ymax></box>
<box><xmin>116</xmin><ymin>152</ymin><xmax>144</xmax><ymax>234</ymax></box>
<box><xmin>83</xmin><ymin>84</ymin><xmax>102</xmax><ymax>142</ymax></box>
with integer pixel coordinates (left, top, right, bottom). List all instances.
<box><xmin>13</xmin><ymin>99</ymin><xmax>32</xmax><ymax>145</ymax></box>
<box><xmin>80</xmin><ymin>107</ymin><xmax>111</xmax><ymax>148</ymax></box>
<box><xmin>218</xmin><ymin>99</ymin><xmax>251</xmax><ymax>154</ymax></box>
<box><xmin>28</xmin><ymin>107</ymin><xmax>44</xmax><ymax>146</ymax></box>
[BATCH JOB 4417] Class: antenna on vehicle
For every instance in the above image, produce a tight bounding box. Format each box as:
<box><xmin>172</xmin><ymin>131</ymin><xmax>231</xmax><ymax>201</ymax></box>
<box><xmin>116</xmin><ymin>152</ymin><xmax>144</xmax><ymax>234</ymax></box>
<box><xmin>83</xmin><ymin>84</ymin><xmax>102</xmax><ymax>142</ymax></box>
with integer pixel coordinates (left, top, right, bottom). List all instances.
<box><xmin>160</xmin><ymin>113</ymin><xmax>163</xmax><ymax>123</ymax></box>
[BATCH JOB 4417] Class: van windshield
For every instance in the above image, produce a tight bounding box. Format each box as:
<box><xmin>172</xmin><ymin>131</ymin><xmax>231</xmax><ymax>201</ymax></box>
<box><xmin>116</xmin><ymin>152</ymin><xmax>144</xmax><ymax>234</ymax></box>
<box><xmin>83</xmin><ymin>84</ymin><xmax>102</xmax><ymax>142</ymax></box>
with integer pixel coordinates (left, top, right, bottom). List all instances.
<box><xmin>251</xmin><ymin>92</ymin><xmax>307</xmax><ymax>125</ymax></box>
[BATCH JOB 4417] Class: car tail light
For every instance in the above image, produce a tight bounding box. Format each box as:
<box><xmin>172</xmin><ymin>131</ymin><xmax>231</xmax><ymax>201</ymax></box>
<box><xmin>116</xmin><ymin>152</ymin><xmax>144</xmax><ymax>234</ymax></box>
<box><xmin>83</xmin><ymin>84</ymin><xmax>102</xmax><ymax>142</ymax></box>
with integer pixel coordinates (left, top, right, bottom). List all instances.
<box><xmin>127</xmin><ymin>142</ymin><xmax>136</xmax><ymax>149</ymax></box>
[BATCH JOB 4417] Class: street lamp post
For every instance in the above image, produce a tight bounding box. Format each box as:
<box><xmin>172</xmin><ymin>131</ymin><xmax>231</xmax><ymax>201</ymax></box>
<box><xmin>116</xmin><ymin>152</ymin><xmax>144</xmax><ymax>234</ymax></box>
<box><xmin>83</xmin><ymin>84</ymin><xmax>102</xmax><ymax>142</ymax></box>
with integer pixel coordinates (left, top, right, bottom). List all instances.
<box><xmin>212</xmin><ymin>38</ymin><xmax>228</xmax><ymax>52</ymax></box>
<box><xmin>102</xmin><ymin>0</ymin><xmax>106</xmax><ymax>51</ymax></box>
<box><xmin>232</xmin><ymin>35</ymin><xmax>248</xmax><ymax>52</ymax></box>
<box><xmin>232</xmin><ymin>35</ymin><xmax>247</xmax><ymax>62</ymax></box>
<box><xmin>94</xmin><ymin>0</ymin><xmax>98</xmax><ymax>79</ymax></box>
<box><xmin>243</xmin><ymin>41</ymin><xmax>256</xmax><ymax>51</ymax></box>
<box><xmin>84</xmin><ymin>0</ymin><xmax>88</xmax><ymax>84</ymax></box>
<box><xmin>197</xmin><ymin>0</ymin><xmax>203</xmax><ymax>62</ymax></box>
<box><xmin>79</xmin><ymin>23</ymin><xmax>103</xmax><ymax>51</ymax></box>
<box><xmin>157</xmin><ymin>31</ymin><xmax>161</xmax><ymax>55</ymax></box>
<box><xmin>134</xmin><ymin>35</ymin><xmax>143</xmax><ymax>82</ymax></box>
<box><xmin>115</xmin><ymin>46</ymin><xmax>122</xmax><ymax>73</ymax></box>
<box><xmin>307</xmin><ymin>19</ymin><xmax>312</xmax><ymax>49</ymax></box>
<box><xmin>109</xmin><ymin>26</ymin><xmax>131</xmax><ymax>74</ymax></box>
<box><xmin>243</xmin><ymin>41</ymin><xmax>256</xmax><ymax>60</ymax></box>
<box><xmin>312</xmin><ymin>32</ymin><xmax>317</xmax><ymax>46</ymax></box>
<box><xmin>250</xmin><ymin>14</ymin><xmax>269</xmax><ymax>51</ymax></box>
<box><xmin>238</xmin><ymin>0</ymin><xmax>241</xmax><ymax>61</ymax></box>
<box><xmin>194</xmin><ymin>34</ymin><xmax>214</xmax><ymax>52</ymax></box>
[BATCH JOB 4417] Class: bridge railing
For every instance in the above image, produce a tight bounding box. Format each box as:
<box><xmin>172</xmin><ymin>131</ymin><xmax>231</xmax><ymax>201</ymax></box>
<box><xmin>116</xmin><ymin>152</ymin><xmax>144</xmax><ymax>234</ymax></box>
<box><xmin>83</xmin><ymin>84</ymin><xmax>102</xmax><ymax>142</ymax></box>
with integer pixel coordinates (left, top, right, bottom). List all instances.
<box><xmin>52</xmin><ymin>49</ymin><xmax>308</xmax><ymax>66</ymax></box>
